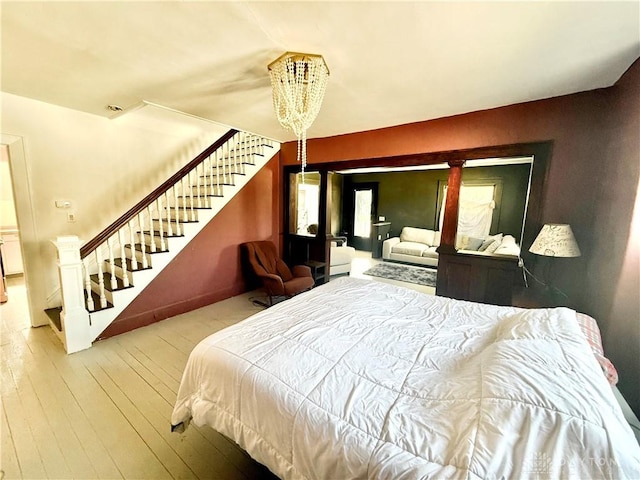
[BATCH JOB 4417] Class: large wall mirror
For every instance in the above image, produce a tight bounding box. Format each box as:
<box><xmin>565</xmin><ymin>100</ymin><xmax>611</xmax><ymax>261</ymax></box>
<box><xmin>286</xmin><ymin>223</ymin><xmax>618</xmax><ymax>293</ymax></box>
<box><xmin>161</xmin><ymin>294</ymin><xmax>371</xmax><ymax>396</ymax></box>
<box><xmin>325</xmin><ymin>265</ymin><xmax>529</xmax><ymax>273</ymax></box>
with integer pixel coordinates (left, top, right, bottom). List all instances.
<box><xmin>284</xmin><ymin>141</ymin><xmax>551</xmax><ymax>278</ymax></box>
<box><xmin>288</xmin><ymin>171</ymin><xmax>321</xmax><ymax>236</ymax></box>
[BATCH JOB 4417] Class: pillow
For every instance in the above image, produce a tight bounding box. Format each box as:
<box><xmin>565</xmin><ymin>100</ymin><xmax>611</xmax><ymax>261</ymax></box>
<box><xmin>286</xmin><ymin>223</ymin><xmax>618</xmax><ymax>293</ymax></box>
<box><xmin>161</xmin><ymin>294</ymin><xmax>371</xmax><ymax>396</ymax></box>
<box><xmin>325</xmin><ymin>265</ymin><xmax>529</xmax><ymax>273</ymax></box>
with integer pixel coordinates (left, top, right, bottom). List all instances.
<box><xmin>466</xmin><ymin>237</ymin><xmax>485</xmax><ymax>251</ymax></box>
<box><xmin>494</xmin><ymin>243</ymin><xmax>520</xmax><ymax>256</ymax></box>
<box><xmin>478</xmin><ymin>233</ymin><xmax>503</xmax><ymax>252</ymax></box>
<box><xmin>575</xmin><ymin>312</ymin><xmax>618</xmax><ymax>386</ymax></box>
<box><xmin>501</xmin><ymin>234</ymin><xmax>517</xmax><ymax>246</ymax></box>
<box><xmin>456</xmin><ymin>235</ymin><xmax>470</xmax><ymax>250</ymax></box>
<box><xmin>484</xmin><ymin>239</ymin><xmax>502</xmax><ymax>254</ymax></box>
<box><xmin>400</xmin><ymin>227</ymin><xmax>436</xmax><ymax>246</ymax></box>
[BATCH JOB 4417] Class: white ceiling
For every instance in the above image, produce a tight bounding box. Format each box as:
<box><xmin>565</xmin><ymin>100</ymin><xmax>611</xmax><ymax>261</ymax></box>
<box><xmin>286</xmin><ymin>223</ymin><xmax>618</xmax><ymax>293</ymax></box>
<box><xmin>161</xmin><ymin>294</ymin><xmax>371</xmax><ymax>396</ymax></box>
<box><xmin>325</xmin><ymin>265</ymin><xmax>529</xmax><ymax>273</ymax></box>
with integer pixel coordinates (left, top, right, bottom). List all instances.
<box><xmin>1</xmin><ymin>1</ymin><xmax>639</xmax><ymax>142</ymax></box>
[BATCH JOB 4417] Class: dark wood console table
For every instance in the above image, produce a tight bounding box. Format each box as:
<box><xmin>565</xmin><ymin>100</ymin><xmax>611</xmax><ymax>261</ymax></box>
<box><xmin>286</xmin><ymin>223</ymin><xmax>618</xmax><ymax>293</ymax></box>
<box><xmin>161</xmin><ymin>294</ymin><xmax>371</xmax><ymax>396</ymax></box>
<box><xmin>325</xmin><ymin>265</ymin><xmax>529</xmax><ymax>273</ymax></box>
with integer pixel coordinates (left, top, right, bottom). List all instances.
<box><xmin>436</xmin><ymin>251</ymin><xmax>520</xmax><ymax>306</ymax></box>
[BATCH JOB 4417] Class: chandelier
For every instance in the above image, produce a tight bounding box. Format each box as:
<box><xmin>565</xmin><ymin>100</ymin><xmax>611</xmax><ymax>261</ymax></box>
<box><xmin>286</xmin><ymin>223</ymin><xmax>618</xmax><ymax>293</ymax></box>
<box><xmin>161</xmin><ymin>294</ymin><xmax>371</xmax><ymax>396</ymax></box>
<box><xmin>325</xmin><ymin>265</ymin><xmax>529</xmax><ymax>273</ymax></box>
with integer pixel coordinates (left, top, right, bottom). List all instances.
<box><xmin>268</xmin><ymin>52</ymin><xmax>330</xmax><ymax>172</ymax></box>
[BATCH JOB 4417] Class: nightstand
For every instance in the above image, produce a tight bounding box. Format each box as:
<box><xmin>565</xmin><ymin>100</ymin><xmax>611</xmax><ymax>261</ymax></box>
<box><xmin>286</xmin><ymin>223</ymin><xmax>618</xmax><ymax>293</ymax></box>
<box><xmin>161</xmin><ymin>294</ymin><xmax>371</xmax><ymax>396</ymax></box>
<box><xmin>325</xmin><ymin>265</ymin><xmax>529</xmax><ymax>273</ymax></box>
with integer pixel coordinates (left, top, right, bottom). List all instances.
<box><xmin>305</xmin><ymin>260</ymin><xmax>326</xmax><ymax>285</ymax></box>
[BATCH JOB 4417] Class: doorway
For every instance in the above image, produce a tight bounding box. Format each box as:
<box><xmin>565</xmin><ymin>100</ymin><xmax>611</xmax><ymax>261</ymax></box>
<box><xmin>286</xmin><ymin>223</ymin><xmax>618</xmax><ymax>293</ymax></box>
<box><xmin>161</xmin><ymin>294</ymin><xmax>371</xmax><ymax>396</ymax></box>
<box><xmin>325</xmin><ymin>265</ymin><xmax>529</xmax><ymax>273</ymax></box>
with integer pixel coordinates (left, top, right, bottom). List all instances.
<box><xmin>1</xmin><ymin>144</ymin><xmax>30</xmax><ymax>331</ymax></box>
<box><xmin>348</xmin><ymin>183</ymin><xmax>378</xmax><ymax>252</ymax></box>
<box><xmin>1</xmin><ymin>136</ymin><xmax>39</xmax><ymax>328</ymax></box>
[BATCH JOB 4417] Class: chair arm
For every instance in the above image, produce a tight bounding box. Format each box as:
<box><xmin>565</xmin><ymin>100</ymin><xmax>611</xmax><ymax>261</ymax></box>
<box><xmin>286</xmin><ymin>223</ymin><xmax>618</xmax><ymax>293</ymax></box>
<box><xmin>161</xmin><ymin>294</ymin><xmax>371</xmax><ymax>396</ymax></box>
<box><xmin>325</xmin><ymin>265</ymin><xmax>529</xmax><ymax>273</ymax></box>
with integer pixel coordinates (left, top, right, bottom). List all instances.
<box><xmin>292</xmin><ymin>265</ymin><xmax>312</xmax><ymax>278</ymax></box>
<box><xmin>332</xmin><ymin>236</ymin><xmax>348</xmax><ymax>246</ymax></box>
<box><xmin>259</xmin><ymin>273</ymin><xmax>285</xmax><ymax>295</ymax></box>
<box><xmin>382</xmin><ymin>237</ymin><xmax>400</xmax><ymax>259</ymax></box>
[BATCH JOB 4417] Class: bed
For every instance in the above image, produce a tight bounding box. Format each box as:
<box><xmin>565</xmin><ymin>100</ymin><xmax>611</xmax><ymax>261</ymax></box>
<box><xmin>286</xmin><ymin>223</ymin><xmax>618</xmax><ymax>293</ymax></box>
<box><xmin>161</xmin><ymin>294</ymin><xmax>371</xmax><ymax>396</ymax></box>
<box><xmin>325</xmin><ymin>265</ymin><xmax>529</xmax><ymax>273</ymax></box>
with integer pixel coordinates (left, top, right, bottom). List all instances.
<box><xmin>171</xmin><ymin>277</ymin><xmax>640</xmax><ymax>479</ymax></box>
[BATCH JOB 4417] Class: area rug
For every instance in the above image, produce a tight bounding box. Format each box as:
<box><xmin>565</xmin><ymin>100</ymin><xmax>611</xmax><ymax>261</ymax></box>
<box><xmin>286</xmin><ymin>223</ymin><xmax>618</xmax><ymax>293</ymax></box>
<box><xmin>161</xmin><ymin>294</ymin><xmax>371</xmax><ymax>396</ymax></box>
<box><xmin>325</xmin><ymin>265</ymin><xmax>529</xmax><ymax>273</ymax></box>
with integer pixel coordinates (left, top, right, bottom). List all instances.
<box><xmin>363</xmin><ymin>262</ymin><xmax>437</xmax><ymax>287</ymax></box>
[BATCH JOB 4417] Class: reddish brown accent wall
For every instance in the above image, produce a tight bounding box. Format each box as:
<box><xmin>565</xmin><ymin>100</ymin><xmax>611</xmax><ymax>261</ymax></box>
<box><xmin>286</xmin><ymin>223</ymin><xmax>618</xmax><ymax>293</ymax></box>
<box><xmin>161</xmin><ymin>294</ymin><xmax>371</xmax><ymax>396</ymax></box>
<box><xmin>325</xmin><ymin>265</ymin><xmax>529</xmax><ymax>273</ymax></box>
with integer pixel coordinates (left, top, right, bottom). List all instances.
<box><xmin>99</xmin><ymin>153</ymin><xmax>281</xmax><ymax>339</ymax></box>
<box><xmin>283</xmin><ymin>59</ymin><xmax>640</xmax><ymax>414</ymax></box>
<box><xmin>587</xmin><ymin>59</ymin><xmax>640</xmax><ymax>415</ymax></box>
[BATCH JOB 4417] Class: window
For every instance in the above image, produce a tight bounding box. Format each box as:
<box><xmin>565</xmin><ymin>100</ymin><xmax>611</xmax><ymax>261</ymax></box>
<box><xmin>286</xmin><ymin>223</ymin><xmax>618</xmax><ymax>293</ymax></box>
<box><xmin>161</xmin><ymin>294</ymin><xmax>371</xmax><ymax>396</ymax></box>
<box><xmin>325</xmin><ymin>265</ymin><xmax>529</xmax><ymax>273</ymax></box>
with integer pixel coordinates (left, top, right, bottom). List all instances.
<box><xmin>354</xmin><ymin>189</ymin><xmax>373</xmax><ymax>238</ymax></box>
<box><xmin>439</xmin><ymin>184</ymin><xmax>496</xmax><ymax>238</ymax></box>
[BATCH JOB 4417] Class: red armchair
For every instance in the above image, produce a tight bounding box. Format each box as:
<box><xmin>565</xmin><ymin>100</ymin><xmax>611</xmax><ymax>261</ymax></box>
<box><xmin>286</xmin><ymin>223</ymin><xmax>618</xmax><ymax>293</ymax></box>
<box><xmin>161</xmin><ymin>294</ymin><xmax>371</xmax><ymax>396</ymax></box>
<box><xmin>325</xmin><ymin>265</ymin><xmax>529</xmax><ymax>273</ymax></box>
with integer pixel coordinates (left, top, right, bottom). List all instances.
<box><xmin>242</xmin><ymin>241</ymin><xmax>315</xmax><ymax>305</ymax></box>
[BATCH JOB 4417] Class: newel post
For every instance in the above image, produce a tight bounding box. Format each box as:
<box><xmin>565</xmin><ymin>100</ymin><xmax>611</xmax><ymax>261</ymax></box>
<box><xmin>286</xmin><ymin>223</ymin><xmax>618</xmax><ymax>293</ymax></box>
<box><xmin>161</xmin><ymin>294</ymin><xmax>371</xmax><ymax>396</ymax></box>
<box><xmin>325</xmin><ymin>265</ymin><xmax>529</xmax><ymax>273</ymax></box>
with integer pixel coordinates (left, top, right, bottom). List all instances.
<box><xmin>53</xmin><ymin>236</ymin><xmax>92</xmax><ymax>354</ymax></box>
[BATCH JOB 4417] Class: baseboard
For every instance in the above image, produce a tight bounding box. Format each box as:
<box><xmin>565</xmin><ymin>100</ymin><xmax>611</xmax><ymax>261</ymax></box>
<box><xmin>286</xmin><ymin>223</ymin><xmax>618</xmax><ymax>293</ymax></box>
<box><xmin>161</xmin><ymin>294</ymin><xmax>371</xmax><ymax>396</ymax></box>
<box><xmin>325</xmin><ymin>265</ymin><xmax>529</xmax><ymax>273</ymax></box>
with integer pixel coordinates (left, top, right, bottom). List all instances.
<box><xmin>95</xmin><ymin>283</ymin><xmax>246</xmax><ymax>340</ymax></box>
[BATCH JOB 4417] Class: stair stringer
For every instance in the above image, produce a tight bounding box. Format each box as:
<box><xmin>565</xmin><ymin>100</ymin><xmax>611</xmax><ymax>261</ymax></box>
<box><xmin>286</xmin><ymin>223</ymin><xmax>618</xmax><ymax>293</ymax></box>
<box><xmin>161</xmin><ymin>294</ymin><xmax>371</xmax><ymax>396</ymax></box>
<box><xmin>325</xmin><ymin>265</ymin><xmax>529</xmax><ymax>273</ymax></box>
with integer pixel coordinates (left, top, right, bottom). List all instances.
<box><xmin>87</xmin><ymin>143</ymin><xmax>280</xmax><ymax>342</ymax></box>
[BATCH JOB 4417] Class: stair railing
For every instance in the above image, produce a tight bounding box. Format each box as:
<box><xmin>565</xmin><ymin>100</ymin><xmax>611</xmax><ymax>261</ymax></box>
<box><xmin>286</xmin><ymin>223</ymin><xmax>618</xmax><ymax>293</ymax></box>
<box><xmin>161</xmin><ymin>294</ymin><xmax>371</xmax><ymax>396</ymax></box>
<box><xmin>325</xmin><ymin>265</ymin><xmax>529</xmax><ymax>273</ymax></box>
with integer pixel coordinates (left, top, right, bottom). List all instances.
<box><xmin>53</xmin><ymin>129</ymin><xmax>274</xmax><ymax>352</ymax></box>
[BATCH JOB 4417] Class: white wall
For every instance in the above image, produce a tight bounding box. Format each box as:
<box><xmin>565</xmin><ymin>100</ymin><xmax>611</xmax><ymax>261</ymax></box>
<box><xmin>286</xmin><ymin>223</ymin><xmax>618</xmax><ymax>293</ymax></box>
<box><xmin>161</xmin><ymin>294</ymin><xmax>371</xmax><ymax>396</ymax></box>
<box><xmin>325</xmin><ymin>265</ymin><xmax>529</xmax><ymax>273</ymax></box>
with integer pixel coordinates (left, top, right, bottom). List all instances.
<box><xmin>1</xmin><ymin>92</ymin><xmax>230</xmax><ymax>325</ymax></box>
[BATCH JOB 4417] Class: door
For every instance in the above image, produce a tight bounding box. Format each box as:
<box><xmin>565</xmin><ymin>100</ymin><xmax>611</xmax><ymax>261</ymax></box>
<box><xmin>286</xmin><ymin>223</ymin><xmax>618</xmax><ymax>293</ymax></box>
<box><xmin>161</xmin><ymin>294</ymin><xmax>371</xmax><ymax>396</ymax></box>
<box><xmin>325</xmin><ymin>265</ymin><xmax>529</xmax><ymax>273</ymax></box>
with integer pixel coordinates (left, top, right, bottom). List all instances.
<box><xmin>349</xmin><ymin>183</ymin><xmax>378</xmax><ymax>251</ymax></box>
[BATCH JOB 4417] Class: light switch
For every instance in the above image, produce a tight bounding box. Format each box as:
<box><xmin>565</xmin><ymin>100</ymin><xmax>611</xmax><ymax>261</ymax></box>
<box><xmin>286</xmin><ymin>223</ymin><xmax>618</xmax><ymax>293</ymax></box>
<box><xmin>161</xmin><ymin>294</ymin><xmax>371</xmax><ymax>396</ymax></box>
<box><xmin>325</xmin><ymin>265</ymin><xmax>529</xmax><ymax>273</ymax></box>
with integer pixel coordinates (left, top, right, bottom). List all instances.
<box><xmin>55</xmin><ymin>200</ymin><xmax>72</xmax><ymax>209</ymax></box>
<box><xmin>378</xmin><ymin>216</ymin><xmax>385</xmax><ymax>221</ymax></box>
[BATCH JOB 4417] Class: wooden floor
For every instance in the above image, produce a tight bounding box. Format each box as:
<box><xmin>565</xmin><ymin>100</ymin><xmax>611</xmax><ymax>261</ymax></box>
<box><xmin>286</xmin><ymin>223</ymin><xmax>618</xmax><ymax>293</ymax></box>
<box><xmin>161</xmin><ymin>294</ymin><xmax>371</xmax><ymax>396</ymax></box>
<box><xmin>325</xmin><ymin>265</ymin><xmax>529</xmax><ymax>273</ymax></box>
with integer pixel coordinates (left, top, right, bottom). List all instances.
<box><xmin>1</xmin><ymin>274</ymin><xmax>278</xmax><ymax>480</ymax></box>
<box><xmin>1</xmin><ymin>252</ymin><xmax>412</xmax><ymax>480</ymax></box>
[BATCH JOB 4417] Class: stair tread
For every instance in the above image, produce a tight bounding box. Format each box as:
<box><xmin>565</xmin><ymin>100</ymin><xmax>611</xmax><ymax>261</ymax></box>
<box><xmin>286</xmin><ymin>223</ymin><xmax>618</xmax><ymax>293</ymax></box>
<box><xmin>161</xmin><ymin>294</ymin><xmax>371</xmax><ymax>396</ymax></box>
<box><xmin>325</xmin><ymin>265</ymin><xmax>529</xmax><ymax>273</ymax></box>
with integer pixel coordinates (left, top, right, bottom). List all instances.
<box><xmin>90</xmin><ymin>271</ymin><xmax>134</xmax><ymax>291</ymax></box>
<box><xmin>108</xmin><ymin>257</ymin><xmax>152</xmax><ymax>271</ymax></box>
<box><xmin>86</xmin><ymin>290</ymin><xmax>114</xmax><ymax>312</ymax></box>
<box><xmin>177</xmin><ymin>194</ymin><xmax>223</xmax><ymax>198</ymax></box>
<box><xmin>168</xmin><ymin>205</ymin><xmax>212</xmax><ymax>210</ymax></box>
<box><xmin>139</xmin><ymin>230</ymin><xmax>184</xmax><ymax>238</ymax></box>
<box><xmin>152</xmin><ymin>217</ymin><xmax>199</xmax><ymax>224</ymax></box>
<box><xmin>125</xmin><ymin>243</ymin><xmax>169</xmax><ymax>254</ymax></box>
<box><xmin>45</xmin><ymin>307</ymin><xmax>62</xmax><ymax>331</ymax></box>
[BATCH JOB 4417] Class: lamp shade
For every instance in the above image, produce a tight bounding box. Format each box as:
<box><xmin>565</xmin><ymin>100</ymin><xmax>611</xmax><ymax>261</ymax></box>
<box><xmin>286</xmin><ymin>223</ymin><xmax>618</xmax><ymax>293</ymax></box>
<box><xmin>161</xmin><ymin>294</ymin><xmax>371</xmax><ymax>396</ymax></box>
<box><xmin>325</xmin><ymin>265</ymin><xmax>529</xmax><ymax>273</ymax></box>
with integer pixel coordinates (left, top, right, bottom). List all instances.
<box><xmin>529</xmin><ymin>224</ymin><xmax>581</xmax><ymax>257</ymax></box>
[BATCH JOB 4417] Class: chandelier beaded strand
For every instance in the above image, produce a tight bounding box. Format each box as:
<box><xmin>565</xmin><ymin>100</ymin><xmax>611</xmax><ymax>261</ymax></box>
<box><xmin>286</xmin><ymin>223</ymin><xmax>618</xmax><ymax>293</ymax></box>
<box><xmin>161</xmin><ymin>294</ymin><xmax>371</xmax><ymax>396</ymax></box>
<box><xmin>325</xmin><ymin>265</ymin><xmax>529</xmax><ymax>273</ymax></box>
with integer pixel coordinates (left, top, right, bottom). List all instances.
<box><xmin>268</xmin><ymin>52</ymin><xmax>329</xmax><ymax>173</ymax></box>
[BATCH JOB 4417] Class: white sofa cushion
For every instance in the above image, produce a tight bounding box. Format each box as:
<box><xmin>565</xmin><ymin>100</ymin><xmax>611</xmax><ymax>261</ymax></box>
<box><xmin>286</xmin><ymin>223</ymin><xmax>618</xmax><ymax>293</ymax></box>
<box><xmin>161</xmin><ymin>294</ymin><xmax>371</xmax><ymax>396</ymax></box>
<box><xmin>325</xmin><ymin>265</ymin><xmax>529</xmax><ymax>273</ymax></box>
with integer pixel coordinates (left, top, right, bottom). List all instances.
<box><xmin>400</xmin><ymin>227</ymin><xmax>436</xmax><ymax>246</ymax></box>
<box><xmin>421</xmin><ymin>246</ymin><xmax>439</xmax><ymax>259</ymax></box>
<box><xmin>392</xmin><ymin>241</ymin><xmax>428</xmax><ymax>256</ymax></box>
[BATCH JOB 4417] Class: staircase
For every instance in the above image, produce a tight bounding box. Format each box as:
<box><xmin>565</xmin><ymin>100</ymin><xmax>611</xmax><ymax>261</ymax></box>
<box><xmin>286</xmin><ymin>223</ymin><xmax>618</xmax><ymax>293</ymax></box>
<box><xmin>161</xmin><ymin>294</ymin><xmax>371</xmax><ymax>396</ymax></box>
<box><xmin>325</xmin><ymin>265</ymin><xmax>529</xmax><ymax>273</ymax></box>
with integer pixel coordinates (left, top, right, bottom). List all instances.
<box><xmin>50</xmin><ymin>129</ymin><xmax>279</xmax><ymax>353</ymax></box>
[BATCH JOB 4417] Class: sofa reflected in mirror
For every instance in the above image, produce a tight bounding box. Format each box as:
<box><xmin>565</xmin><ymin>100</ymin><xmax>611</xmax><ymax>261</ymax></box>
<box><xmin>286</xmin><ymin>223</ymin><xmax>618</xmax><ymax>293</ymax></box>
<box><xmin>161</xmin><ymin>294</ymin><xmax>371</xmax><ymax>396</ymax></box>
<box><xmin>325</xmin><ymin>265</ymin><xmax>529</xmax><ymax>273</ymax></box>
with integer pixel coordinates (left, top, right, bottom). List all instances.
<box><xmin>382</xmin><ymin>226</ymin><xmax>520</xmax><ymax>267</ymax></box>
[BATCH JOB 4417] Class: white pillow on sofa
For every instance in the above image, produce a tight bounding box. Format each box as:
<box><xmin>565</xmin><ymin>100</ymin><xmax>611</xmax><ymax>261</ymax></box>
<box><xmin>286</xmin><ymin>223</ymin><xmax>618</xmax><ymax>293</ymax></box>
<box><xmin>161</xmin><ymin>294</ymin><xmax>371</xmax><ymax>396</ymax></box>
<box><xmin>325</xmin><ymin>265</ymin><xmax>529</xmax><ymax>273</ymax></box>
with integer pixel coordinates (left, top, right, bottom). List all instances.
<box><xmin>433</xmin><ymin>231</ymin><xmax>442</xmax><ymax>246</ymax></box>
<box><xmin>400</xmin><ymin>227</ymin><xmax>436</xmax><ymax>246</ymax></box>
<box><xmin>479</xmin><ymin>233</ymin><xmax>503</xmax><ymax>252</ymax></box>
<box><xmin>494</xmin><ymin>235</ymin><xmax>520</xmax><ymax>255</ymax></box>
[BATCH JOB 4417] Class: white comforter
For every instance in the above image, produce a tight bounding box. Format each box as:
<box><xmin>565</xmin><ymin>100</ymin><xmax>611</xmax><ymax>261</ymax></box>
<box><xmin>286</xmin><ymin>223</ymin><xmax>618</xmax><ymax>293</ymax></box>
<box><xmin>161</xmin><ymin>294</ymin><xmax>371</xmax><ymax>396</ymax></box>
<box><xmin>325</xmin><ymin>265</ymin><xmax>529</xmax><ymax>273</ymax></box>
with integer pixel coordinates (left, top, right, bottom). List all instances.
<box><xmin>172</xmin><ymin>277</ymin><xmax>640</xmax><ymax>479</ymax></box>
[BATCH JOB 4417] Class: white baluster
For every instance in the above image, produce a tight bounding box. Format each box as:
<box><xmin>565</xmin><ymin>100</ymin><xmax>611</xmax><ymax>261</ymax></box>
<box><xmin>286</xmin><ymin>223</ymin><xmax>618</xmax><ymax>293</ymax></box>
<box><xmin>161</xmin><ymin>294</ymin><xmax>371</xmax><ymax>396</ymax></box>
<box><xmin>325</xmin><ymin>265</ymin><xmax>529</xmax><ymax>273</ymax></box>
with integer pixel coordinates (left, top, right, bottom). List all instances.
<box><xmin>183</xmin><ymin>176</ymin><xmax>191</xmax><ymax>223</ymax></box>
<box><xmin>128</xmin><ymin>220</ymin><xmax>138</xmax><ymax>271</ymax></box>
<box><xmin>106</xmin><ymin>236</ymin><xmax>118</xmax><ymax>290</ymax></box>
<box><xmin>221</xmin><ymin>142</ymin><xmax>227</xmax><ymax>186</ymax></box>
<box><xmin>196</xmin><ymin>163</ymin><xmax>203</xmax><ymax>209</ymax></box>
<box><xmin>83</xmin><ymin>257</ymin><xmax>94</xmax><ymax>311</ymax></box>
<box><xmin>165</xmin><ymin>191</ymin><xmax>174</xmax><ymax>237</ymax></box>
<box><xmin>117</xmin><ymin>231</ymin><xmax>130</xmax><ymax>288</ymax></box>
<box><xmin>156</xmin><ymin>198</ymin><xmax>165</xmax><ymax>251</ymax></box>
<box><xmin>214</xmin><ymin>150</ymin><xmax>221</xmax><ymax>198</ymax></box>
<box><xmin>224</xmin><ymin>140</ymin><xmax>232</xmax><ymax>185</ymax></box>
<box><xmin>176</xmin><ymin>180</ymin><xmax>183</xmax><ymax>225</ymax></box>
<box><xmin>241</xmin><ymin>133</ymin><xmax>247</xmax><ymax>174</ymax></box>
<box><xmin>96</xmin><ymin>246</ymin><xmax>107</xmax><ymax>308</ymax></box>
<box><xmin>189</xmin><ymin>170</ymin><xmax>196</xmax><ymax>221</ymax></box>
<box><xmin>146</xmin><ymin>206</ymin><xmax>156</xmax><ymax>252</ymax></box>
<box><xmin>242</xmin><ymin>132</ymin><xmax>248</xmax><ymax>166</ymax></box>
<box><xmin>231</xmin><ymin>141</ymin><xmax>237</xmax><ymax>175</ymax></box>
<box><xmin>137</xmin><ymin>213</ymin><xmax>148</xmax><ymax>269</ymax></box>
<box><xmin>118</xmin><ymin>229</ymin><xmax>130</xmax><ymax>287</ymax></box>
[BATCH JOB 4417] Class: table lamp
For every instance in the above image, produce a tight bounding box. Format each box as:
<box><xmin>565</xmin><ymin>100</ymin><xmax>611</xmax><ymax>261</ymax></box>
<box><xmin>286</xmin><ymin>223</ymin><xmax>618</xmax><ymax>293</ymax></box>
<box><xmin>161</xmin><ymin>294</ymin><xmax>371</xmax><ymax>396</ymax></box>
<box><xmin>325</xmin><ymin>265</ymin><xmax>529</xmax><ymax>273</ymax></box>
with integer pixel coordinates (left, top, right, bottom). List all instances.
<box><xmin>529</xmin><ymin>223</ymin><xmax>581</xmax><ymax>300</ymax></box>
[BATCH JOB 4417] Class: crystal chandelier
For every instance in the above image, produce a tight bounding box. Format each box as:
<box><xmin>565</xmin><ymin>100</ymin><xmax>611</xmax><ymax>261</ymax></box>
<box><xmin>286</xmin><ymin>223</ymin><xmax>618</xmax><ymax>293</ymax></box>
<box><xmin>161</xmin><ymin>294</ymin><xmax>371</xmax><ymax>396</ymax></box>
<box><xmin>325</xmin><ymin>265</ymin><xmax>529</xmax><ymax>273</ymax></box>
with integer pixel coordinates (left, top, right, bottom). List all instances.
<box><xmin>268</xmin><ymin>52</ymin><xmax>329</xmax><ymax>172</ymax></box>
